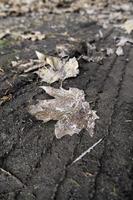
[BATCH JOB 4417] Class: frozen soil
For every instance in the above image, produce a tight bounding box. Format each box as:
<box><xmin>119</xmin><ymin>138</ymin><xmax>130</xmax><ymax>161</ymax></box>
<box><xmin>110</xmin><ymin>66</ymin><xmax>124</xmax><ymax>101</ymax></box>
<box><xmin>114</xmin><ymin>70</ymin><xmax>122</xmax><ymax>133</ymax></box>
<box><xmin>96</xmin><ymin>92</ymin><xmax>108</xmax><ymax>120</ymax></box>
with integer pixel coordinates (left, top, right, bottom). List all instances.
<box><xmin>0</xmin><ymin>8</ymin><xmax>133</xmax><ymax>200</ymax></box>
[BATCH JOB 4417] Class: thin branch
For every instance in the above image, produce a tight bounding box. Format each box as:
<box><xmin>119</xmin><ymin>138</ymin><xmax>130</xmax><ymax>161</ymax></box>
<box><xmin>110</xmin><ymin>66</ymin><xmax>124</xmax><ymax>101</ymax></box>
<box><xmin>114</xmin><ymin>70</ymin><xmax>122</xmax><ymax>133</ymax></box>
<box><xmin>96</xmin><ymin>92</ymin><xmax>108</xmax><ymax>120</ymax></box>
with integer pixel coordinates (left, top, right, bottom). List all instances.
<box><xmin>72</xmin><ymin>138</ymin><xmax>103</xmax><ymax>164</ymax></box>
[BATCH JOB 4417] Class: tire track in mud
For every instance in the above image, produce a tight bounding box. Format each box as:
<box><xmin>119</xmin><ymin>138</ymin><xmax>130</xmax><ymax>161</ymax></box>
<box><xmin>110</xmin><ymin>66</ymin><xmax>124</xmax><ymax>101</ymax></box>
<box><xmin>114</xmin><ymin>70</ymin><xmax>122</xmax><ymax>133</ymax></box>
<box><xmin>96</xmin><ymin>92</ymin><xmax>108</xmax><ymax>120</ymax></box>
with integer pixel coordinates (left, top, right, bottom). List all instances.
<box><xmin>90</xmin><ymin>46</ymin><xmax>131</xmax><ymax>200</ymax></box>
<box><xmin>52</xmin><ymin>41</ymin><xmax>131</xmax><ymax>199</ymax></box>
<box><xmin>52</xmin><ymin>55</ymin><xmax>118</xmax><ymax>200</ymax></box>
<box><xmin>51</xmin><ymin>36</ymin><xmax>120</xmax><ymax>199</ymax></box>
<box><xmin>92</xmin><ymin>47</ymin><xmax>133</xmax><ymax>200</ymax></box>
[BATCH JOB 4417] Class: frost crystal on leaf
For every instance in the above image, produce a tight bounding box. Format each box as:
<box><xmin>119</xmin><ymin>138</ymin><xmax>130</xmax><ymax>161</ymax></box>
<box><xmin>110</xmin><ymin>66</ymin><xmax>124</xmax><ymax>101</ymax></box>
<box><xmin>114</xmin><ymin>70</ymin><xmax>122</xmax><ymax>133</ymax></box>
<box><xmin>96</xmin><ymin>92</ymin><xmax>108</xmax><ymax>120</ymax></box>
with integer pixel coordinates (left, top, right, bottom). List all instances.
<box><xmin>29</xmin><ymin>86</ymin><xmax>99</xmax><ymax>139</ymax></box>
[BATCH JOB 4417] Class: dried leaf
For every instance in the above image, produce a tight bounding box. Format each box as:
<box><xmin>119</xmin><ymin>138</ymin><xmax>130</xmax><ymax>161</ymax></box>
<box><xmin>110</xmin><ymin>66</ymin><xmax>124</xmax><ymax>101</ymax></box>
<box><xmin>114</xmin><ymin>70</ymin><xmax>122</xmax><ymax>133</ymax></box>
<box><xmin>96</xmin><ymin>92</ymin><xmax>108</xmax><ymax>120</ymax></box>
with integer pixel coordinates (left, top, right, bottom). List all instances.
<box><xmin>0</xmin><ymin>0</ymin><xmax>44</xmax><ymax>16</ymax></box>
<box><xmin>0</xmin><ymin>66</ymin><xmax>4</xmax><ymax>75</ymax></box>
<box><xmin>0</xmin><ymin>94</ymin><xmax>12</xmax><ymax>105</ymax></box>
<box><xmin>82</xmin><ymin>42</ymin><xmax>104</xmax><ymax>63</ymax></box>
<box><xmin>11</xmin><ymin>59</ymin><xmax>35</xmax><ymax>71</ymax></box>
<box><xmin>116</xmin><ymin>46</ymin><xmax>124</xmax><ymax>56</ymax></box>
<box><xmin>121</xmin><ymin>19</ymin><xmax>133</xmax><ymax>34</ymax></box>
<box><xmin>20</xmin><ymin>31</ymin><xmax>46</xmax><ymax>41</ymax></box>
<box><xmin>36</xmin><ymin>51</ymin><xmax>45</xmax><ymax>61</ymax></box>
<box><xmin>34</xmin><ymin>51</ymin><xmax>79</xmax><ymax>84</ymax></box>
<box><xmin>29</xmin><ymin>86</ymin><xmax>99</xmax><ymax>139</ymax></box>
<box><xmin>0</xmin><ymin>29</ymin><xmax>10</xmax><ymax>39</ymax></box>
<box><xmin>106</xmin><ymin>48</ymin><xmax>114</xmax><ymax>56</ymax></box>
<box><xmin>12</xmin><ymin>51</ymin><xmax>79</xmax><ymax>82</ymax></box>
<box><xmin>56</xmin><ymin>44</ymin><xmax>70</xmax><ymax>58</ymax></box>
<box><xmin>82</xmin><ymin>55</ymin><xmax>104</xmax><ymax>63</ymax></box>
<box><xmin>116</xmin><ymin>36</ymin><xmax>133</xmax><ymax>47</ymax></box>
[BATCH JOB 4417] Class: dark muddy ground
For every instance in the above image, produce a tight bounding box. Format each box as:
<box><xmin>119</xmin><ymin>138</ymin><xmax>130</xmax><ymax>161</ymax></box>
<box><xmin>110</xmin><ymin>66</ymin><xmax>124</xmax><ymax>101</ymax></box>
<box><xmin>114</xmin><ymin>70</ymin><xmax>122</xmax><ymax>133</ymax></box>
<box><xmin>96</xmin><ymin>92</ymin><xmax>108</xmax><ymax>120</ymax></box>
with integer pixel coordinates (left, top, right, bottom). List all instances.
<box><xmin>0</xmin><ymin>2</ymin><xmax>133</xmax><ymax>200</ymax></box>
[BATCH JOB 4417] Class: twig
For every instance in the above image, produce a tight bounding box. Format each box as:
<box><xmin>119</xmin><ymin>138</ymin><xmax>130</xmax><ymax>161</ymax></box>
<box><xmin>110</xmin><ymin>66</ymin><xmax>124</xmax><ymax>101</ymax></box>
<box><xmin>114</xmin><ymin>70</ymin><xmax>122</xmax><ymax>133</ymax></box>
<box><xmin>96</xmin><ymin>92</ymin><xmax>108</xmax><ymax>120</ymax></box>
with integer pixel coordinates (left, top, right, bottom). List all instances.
<box><xmin>72</xmin><ymin>138</ymin><xmax>103</xmax><ymax>164</ymax></box>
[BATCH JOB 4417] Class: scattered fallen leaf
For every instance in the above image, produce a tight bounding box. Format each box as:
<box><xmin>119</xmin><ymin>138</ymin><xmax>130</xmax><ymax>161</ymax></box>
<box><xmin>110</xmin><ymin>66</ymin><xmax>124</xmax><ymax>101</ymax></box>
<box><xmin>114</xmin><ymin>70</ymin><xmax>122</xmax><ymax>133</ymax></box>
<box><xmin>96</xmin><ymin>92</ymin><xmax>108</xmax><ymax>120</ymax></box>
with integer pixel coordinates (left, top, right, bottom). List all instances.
<box><xmin>82</xmin><ymin>42</ymin><xmax>104</xmax><ymax>63</ymax></box>
<box><xmin>116</xmin><ymin>46</ymin><xmax>124</xmax><ymax>56</ymax></box>
<box><xmin>11</xmin><ymin>60</ymin><xmax>22</xmax><ymax>67</ymax></box>
<box><xmin>116</xmin><ymin>36</ymin><xmax>133</xmax><ymax>46</ymax></box>
<box><xmin>6</xmin><ymin>30</ymin><xmax>46</xmax><ymax>41</ymax></box>
<box><xmin>26</xmin><ymin>51</ymin><xmax>79</xmax><ymax>84</ymax></box>
<box><xmin>0</xmin><ymin>66</ymin><xmax>4</xmax><ymax>75</ymax></box>
<box><xmin>11</xmin><ymin>59</ymin><xmax>35</xmax><ymax>71</ymax></box>
<box><xmin>20</xmin><ymin>31</ymin><xmax>46</xmax><ymax>41</ymax></box>
<box><xmin>0</xmin><ymin>0</ymin><xmax>44</xmax><ymax>16</ymax></box>
<box><xmin>82</xmin><ymin>54</ymin><xmax>104</xmax><ymax>63</ymax></box>
<box><xmin>12</xmin><ymin>57</ymin><xmax>45</xmax><ymax>73</ymax></box>
<box><xmin>0</xmin><ymin>29</ymin><xmax>10</xmax><ymax>39</ymax></box>
<box><xmin>29</xmin><ymin>86</ymin><xmax>99</xmax><ymax>139</ymax></box>
<box><xmin>106</xmin><ymin>48</ymin><xmax>114</xmax><ymax>56</ymax></box>
<box><xmin>56</xmin><ymin>44</ymin><xmax>71</xmax><ymax>58</ymax></box>
<box><xmin>121</xmin><ymin>19</ymin><xmax>133</xmax><ymax>34</ymax></box>
<box><xmin>0</xmin><ymin>94</ymin><xmax>12</xmax><ymax>105</ymax></box>
<box><xmin>11</xmin><ymin>51</ymin><xmax>79</xmax><ymax>83</ymax></box>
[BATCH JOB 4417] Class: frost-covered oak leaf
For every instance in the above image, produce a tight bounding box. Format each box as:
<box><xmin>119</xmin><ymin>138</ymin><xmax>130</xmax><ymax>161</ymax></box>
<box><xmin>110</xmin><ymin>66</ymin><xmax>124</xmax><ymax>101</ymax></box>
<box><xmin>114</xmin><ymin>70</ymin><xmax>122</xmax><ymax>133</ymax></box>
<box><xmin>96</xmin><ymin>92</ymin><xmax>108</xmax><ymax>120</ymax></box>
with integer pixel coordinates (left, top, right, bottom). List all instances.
<box><xmin>29</xmin><ymin>86</ymin><xmax>99</xmax><ymax>139</ymax></box>
<box><xmin>34</xmin><ymin>51</ymin><xmax>79</xmax><ymax>84</ymax></box>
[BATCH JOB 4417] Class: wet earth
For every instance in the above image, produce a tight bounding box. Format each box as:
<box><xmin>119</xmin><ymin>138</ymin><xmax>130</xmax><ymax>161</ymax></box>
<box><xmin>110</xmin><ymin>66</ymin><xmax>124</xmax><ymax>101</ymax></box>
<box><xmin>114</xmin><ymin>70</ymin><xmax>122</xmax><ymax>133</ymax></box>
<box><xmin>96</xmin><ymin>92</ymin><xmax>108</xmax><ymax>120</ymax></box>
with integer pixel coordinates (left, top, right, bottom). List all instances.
<box><xmin>0</xmin><ymin>2</ymin><xmax>133</xmax><ymax>200</ymax></box>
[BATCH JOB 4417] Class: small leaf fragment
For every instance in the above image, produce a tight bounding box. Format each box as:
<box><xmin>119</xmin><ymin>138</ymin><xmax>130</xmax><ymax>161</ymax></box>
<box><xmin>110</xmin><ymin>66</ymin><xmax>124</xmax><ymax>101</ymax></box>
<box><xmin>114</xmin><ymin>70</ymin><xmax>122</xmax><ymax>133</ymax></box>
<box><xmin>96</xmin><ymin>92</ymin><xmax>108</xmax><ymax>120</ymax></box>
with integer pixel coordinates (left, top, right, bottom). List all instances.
<box><xmin>0</xmin><ymin>66</ymin><xmax>4</xmax><ymax>75</ymax></box>
<box><xmin>116</xmin><ymin>36</ymin><xmax>133</xmax><ymax>46</ymax></box>
<box><xmin>0</xmin><ymin>94</ymin><xmax>12</xmax><ymax>105</ymax></box>
<box><xmin>106</xmin><ymin>48</ymin><xmax>114</xmax><ymax>56</ymax></box>
<box><xmin>121</xmin><ymin>19</ymin><xmax>133</xmax><ymax>34</ymax></box>
<box><xmin>116</xmin><ymin>46</ymin><xmax>124</xmax><ymax>56</ymax></box>
<box><xmin>35</xmin><ymin>51</ymin><xmax>46</xmax><ymax>61</ymax></box>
